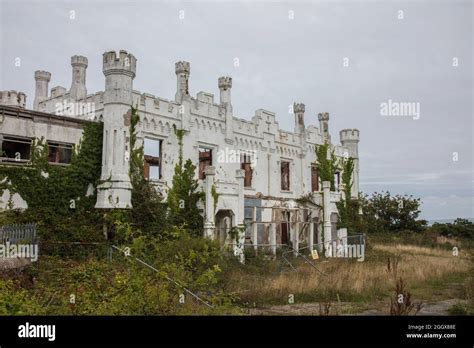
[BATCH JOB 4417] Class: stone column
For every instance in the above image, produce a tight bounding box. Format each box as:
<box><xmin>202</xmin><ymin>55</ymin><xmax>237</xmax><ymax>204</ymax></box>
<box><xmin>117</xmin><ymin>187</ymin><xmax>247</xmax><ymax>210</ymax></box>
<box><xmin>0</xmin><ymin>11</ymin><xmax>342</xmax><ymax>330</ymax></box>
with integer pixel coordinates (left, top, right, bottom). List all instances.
<box><xmin>203</xmin><ymin>166</ymin><xmax>216</xmax><ymax>239</ymax></box>
<box><xmin>293</xmin><ymin>213</ymin><xmax>299</xmax><ymax>257</ymax></box>
<box><xmin>270</xmin><ymin>223</ymin><xmax>276</xmax><ymax>256</ymax></box>
<box><xmin>322</xmin><ymin>181</ymin><xmax>332</xmax><ymax>252</ymax></box>
<box><xmin>252</xmin><ymin>206</ymin><xmax>258</xmax><ymax>251</ymax></box>
<box><xmin>308</xmin><ymin>222</ymin><xmax>314</xmax><ymax>252</ymax></box>
<box><xmin>234</xmin><ymin>169</ymin><xmax>245</xmax><ymax>263</ymax></box>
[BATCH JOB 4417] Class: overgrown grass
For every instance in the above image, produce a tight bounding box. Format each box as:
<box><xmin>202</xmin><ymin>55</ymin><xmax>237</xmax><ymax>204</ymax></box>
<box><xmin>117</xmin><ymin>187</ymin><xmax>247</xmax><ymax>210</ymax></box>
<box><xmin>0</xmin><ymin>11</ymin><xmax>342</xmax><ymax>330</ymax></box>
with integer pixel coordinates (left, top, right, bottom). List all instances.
<box><xmin>224</xmin><ymin>237</ymin><xmax>473</xmax><ymax>314</ymax></box>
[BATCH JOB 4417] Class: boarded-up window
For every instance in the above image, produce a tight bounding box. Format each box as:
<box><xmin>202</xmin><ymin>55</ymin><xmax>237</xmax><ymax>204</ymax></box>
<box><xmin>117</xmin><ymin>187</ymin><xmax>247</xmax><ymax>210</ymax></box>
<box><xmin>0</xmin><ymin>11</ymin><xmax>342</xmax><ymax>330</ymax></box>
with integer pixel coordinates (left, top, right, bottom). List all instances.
<box><xmin>47</xmin><ymin>142</ymin><xmax>73</xmax><ymax>164</ymax></box>
<box><xmin>241</xmin><ymin>153</ymin><xmax>253</xmax><ymax>188</ymax></box>
<box><xmin>144</xmin><ymin>138</ymin><xmax>161</xmax><ymax>180</ymax></box>
<box><xmin>281</xmin><ymin>161</ymin><xmax>290</xmax><ymax>191</ymax></box>
<box><xmin>199</xmin><ymin>147</ymin><xmax>212</xmax><ymax>180</ymax></box>
<box><xmin>311</xmin><ymin>165</ymin><xmax>319</xmax><ymax>192</ymax></box>
<box><xmin>0</xmin><ymin>135</ymin><xmax>31</xmax><ymax>163</ymax></box>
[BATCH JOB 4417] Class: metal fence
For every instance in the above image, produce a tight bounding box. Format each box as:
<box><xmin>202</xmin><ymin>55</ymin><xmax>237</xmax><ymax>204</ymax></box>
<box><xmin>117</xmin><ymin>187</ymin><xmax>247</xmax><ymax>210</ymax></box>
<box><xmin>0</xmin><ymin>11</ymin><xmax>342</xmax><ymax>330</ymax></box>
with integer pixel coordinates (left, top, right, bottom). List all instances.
<box><xmin>0</xmin><ymin>223</ymin><xmax>37</xmax><ymax>244</ymax></box>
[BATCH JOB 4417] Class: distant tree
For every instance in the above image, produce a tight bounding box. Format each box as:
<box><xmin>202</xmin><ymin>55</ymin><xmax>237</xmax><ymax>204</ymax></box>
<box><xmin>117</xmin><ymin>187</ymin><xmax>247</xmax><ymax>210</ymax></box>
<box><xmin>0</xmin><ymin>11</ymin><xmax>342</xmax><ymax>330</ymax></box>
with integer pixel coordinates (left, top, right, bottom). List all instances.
<box><xmin>361</xmin><ymin>191</ymin><xmax>427</xmax><ymax>233</ymax></box>
<box><xmin>430</xmin><ymin>218</ymin><xmax>474</xmax><ymax>239</ymax></box>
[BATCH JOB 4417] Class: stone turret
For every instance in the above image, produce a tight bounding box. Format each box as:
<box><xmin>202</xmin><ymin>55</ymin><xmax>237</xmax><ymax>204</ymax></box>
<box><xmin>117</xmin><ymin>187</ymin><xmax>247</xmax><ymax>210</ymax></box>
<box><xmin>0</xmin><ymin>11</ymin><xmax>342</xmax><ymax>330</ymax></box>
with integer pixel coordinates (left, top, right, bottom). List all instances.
<box><xmin>293</xmin><ymin>102</ymin><xmax>305</xmax><ymax>134</ymax></box>
<box><xmin>318</xmin><ymin>112</ymin><xmax>330</xmax><ymax>142</ymax></box>
<box><xmin>340</xmin><ymin>128</ymin><xmax>360</xmax><ymax>198</ymax></box>
<box><xmin>69</xmin><ymin>55</ymin><xmax>88</xmax><ymax>100</ymax></box>
<box><xmin>0</xmin><ymin>91</ymin><xmax>26</xmax><ymax>108</ymax></box>
<box><xmin>218</xmin><ymin>76</ymin><xmax>232</xmax><ymax>107</ymax></box>
<box><xmin>33</xmin><ymin>70</ymin><xmax>51</xmax><ymax>111</ymax></box>
<box><xmin>95</xmin><ymin>50</ymin><xmax>137</xmax><ymax>209</ymax></box>
<box><xmin>219</xmin><ymin>76</ymin><xmax>233</xmax><ymax>141</ymax></box>
<box><xmin>175</xmin><ymin>61</ymin><xmax>190</xmax><ymax>102</ymax></box>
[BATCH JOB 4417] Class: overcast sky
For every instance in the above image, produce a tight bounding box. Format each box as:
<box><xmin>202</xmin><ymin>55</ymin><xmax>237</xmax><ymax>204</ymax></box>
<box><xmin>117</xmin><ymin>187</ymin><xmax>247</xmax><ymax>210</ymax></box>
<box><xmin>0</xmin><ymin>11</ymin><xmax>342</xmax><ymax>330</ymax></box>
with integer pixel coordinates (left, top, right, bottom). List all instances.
<box><xmin>1</xmin><ymin>0</ymin><xmax>472</xmax><ymax>220</ymax></box>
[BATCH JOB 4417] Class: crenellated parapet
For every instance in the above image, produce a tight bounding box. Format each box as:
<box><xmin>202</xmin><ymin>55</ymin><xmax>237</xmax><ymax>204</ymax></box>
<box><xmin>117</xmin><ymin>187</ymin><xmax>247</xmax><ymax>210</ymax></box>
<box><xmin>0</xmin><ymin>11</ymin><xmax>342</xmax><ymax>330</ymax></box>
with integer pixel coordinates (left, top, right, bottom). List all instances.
<box><xmin>218</xmin><ymin>76</ymin><xmax>232</xmax><ymax>91</ymax></box>
<box><xmin>0</xmin><ymin>90</ymin><xmax>26</xmax><ymax>108</ymax></box>
<box><xmin>318</xmin><ymin>112</ymin><xmax>329</xmax><ymax>122</ymax></box>
<box><xmin>339</xmin><ymin>128</ymin><xmax>360</xmax><ymax>143</ymax></box>
<box><xmin>175</xmin><ymin>61</ymin><xmax>190</xmax><ymax>74</ymax></box>
<box><xmin>103</xmin><ymin>50</ymin><xmax>137</xmax><ymax>78</ymax></box>
<box><xmin>293</xmin><ymin>103</ymin><xmax>305</xmax><ymax>114</ymax></box>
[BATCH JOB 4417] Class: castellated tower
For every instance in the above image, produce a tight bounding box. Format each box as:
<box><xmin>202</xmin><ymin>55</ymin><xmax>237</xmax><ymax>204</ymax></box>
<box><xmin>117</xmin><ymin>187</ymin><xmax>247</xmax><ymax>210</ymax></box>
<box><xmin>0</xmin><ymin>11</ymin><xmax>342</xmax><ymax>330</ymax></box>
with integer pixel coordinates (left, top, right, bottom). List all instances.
<box><xmin>218</xmin><ymin>76</ymin><xmax>233</xmax><ymax>141</ymax></box>
<box><xmin>33</xmin><ymin>70</ymin><xmax>51</xmax><ymax>111</ymax></box>
<box><xmin>95</xmin><ymin>50</ymin><xmax>137</xmax><ymax>209</ymax></box>
<box><xmin>175</xmin><ymin>61</ymin><xmax>190</xmax><ymax>102</ymax></box>
<box><xmin>318</xmin><ymin>112</ymin><xmax>330</xmax><ymax>142</ymax></box>
<box><xmin>0</xmin><ymin>91</ymin><xmax>26</xmax><ymax>108</ymax></box>
<box><xmin>69</xmin><ymin>55</ymin><xmax>88</xmax><ymax>100</ymax></box>
<box><xmin>293</xmin><ymin>102</ymin><xmax>305</xmax><ymax>134</ymax></box>
<box><xmin>340</xmin><ymin>128</ymin><xmax>360</xmax><ymax>198</ymax></box>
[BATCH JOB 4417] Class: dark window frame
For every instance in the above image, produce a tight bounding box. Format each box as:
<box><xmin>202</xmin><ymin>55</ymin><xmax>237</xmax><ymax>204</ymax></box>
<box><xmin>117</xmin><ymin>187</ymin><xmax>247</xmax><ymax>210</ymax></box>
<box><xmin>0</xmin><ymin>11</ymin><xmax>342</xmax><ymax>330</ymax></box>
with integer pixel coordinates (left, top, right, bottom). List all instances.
<box><xmin>199</xmin><ymin>147</ymin><xmax>213</xmax><ymax>180</ymax></box>
<box><xmin>280</xmin><ymin>160</ymin><xmax>290</xmax><ymax>191</ymax></box>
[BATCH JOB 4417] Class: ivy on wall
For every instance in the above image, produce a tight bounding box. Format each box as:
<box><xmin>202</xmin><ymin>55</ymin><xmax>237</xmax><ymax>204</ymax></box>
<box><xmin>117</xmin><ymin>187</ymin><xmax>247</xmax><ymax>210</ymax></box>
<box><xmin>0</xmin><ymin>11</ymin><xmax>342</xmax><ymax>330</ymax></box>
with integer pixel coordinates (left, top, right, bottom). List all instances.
<box><xmin>166</xmin><ymin>125</ymin><xmax>204</xmax><ymax>237</ymax></box>
<box><xmin>314</xmin><ymin>143</ymin><xmax>339</xmax><ymax>191</ymax></box>
<box><xmin>0</xmin><ymin>122</ymin><xmax>104</xmax><ymax>241</ymax></box>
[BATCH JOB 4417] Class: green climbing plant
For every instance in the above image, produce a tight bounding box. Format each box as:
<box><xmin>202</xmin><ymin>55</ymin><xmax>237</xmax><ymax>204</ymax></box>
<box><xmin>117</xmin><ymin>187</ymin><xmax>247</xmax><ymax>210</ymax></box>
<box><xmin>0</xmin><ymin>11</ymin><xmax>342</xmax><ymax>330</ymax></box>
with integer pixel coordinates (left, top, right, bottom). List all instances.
<box><xmin>314</xmin><ymin>142</ymin><xmax>339</xmax><ymax>191</ymax></box>
<box><xmin>166</xmin><ymin>126</ymin><xmax>204</xmax><ymax>237</ymax></box>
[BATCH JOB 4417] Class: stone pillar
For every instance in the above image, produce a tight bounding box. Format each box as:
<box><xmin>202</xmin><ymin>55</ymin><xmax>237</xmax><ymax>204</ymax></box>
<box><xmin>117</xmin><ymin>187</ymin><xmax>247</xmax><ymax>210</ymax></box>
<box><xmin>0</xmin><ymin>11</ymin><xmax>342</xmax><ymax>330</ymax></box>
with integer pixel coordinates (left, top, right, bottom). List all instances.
<box><xmin>318</xmin><ymin>112</ymin><xmax>330</xmax><ymax>143</ymax></box>
<box><xmin>219</xmin><ymin>76</ymin><xmax>233</xmax><ymax>142</ymax></box>
<box><xmin>252</xmin><ymin>206</ymin><xmax>258</xmax><ymax>251</ymax></box>
<box><xmin>270</xmin><ymin>223</ymin><xmax>276</xmax><ymax>256</ymax></box>
<box><xmin>69</xmin><ymin>55</ymin><xmax>88</xmax><ymax>100</ymax></box>
<box><xmin>293</xmin><ymin>220</ymin><xmax>299</xmax><ymax>257</ymax></box>
<box><xmin>203</xmin><ymin>166</ymin><xmax>216</xmax><ymax>239</ymax></box>
<box><xmin>293</xmin><ymin>102</ymin><xmax>305</xmax><ymax>134</ymax></box>
<box><xmin>322</xmin><ymin>181</ymin><xmax>332</xmax><ymax>251</ymax></box>
<box><xmin>234</xmin><ymin>169</ymin><xmax>246</xmax><ymax>263</ymax></box>
<box><xmin>308</xmin><ymin>222</ymin><xmax>314</xmax><ymax>252</ymax></box>
<box><xmin>95</xmin><ymin>50</ymin><xmax>136</xmax><ymax>209</ymax></box>
<box><xmin>175</xmin><ymin>61</ymin><xmax>190</xmax><ymax>103</ymax></box>
<box><xmin>33</xmin><ymin>71</ymin><xmax>51</xmax><ymax>111</ymax></box>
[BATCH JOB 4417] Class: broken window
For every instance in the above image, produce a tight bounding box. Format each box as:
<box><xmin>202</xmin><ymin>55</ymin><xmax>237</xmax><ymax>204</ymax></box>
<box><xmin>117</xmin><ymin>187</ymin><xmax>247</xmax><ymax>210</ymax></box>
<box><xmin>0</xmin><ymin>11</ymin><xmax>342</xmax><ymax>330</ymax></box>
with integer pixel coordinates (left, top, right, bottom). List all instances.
<box><xmin>0</xmin><ymin>135</ymin><xmax>31</xmax><ymax>163</ymax></box>
<box><xmin>281</xmin><ymin>161</ymin><xmax>290</xmax><ymax>191</ymax></box>
<box><xmin>311</xmin><ymin>165</ymin><xmax>319</xmax><ymax>192</ymax></box>
<box><xmin>241</xmin><ymin>153</ymin><xmax>253</xmax><ymax>188</ymax></box>
<box><xmin>47</xmin><ymin>142</ymin><xmax>73</xmax><ymax>164</ymax></box>
<box><xmin>144</xmin><ymin>138</ymin><xmax>161</xmax><ymax>180</ymax></box>
<box><xmin>199</xmin><ymin>147</ymin><xmax>212</xmax><ymax>180</ymax></box>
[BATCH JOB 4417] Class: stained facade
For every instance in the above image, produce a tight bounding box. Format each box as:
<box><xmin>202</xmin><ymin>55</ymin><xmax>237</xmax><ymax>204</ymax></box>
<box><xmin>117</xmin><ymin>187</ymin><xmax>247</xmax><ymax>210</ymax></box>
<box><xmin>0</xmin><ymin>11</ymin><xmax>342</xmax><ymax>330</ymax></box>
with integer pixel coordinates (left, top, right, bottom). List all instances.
<box><xmin>0</xmin><ymin>50</ymin><xmax>360</xmax><ymax>258</ymax></box>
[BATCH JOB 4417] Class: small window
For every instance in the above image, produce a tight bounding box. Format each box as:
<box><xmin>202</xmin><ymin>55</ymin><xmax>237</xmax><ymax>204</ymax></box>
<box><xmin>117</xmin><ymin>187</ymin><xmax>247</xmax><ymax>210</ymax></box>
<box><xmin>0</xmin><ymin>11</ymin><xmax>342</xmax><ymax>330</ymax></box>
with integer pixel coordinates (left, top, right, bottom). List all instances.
<box><xmin>144</xmin><ymin>138</ymin><xmax>161</xmax><ymax>180</ymax></box>
<box><xmin>241</xmin><ymin>153</ymin><xmax>253</xmax><ymax>188</ymax></box>
<box><xmin>311</xmin><ymin>165</ymin><xmax>319</xmax><ymax>192</ymax></box>
<box><xmin>0</xmin><ymin>135</ymin><xmax>32</xmax><ymax>162</ymax></box>
<box><xmin>199</xmin><ymin>147</ymin><xmax>212</xmax><ymax>180</ymax></box>
<box><xmin>334</xmin><ymin>172</ymin><xmax>340</xmax><ymax>191</ymax></box>
<box><xmin>281</xmin><ymin>161</ymin><xmax>290</xmax><ymax>191</ymax></box>
<box><xmin>47</xmin><ymin>142</ymin><xmax>73</xmax><ymax>164</ymax></box>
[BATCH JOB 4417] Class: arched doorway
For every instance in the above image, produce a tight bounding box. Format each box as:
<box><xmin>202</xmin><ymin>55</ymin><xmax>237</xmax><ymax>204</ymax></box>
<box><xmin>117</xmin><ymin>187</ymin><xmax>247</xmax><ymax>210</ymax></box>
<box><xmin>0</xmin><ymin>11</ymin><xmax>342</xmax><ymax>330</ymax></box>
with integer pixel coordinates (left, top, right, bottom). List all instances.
<box><xmin>215</xmin><ymin>210</ymin><xmax>234</xmax><ymax>247</ymax></box>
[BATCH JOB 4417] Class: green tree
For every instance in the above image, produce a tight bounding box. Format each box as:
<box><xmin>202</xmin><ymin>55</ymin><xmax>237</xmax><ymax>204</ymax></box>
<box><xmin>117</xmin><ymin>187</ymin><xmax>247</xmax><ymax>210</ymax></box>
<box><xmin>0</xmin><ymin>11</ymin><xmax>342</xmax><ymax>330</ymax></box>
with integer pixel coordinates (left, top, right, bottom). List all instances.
<box><xmin>128</xmin><ymin>105</ymin><xmax>169</xmax><ymax>239</ymax></box>
<box><xmin>166</xmin><ymin>127</ymin><xmax>204</xmax><ymax>237</ymax></box>
<box><xmin>315</xmin><ymin>143</ymin><xmax>339</xmax><ymax>191</ymax></box>
<box><xmin>361</xmin><ymin>191</ymin><xmax>427</xmax><ymax>233</ymax></box>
